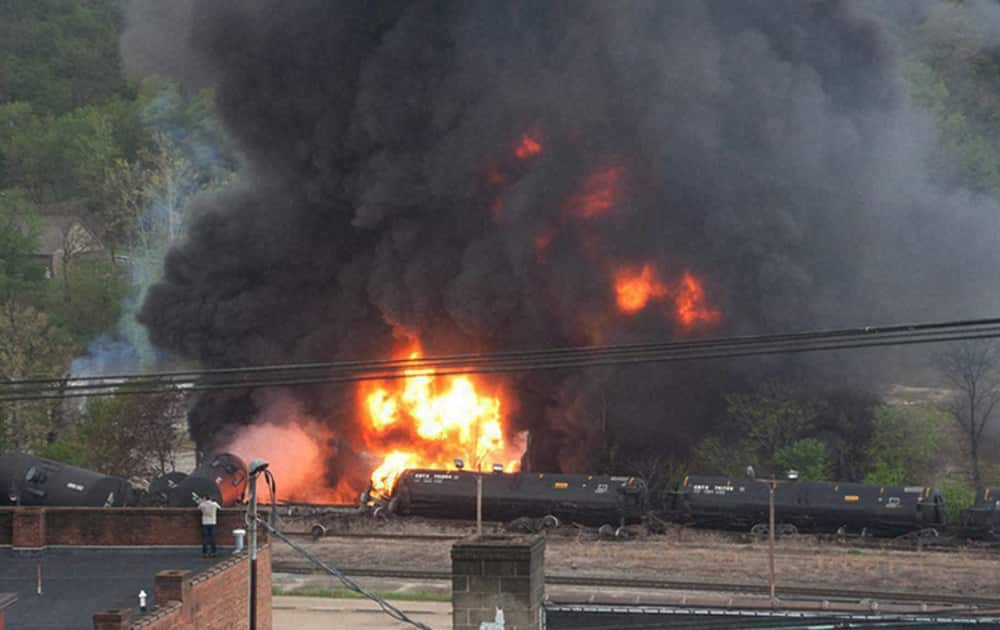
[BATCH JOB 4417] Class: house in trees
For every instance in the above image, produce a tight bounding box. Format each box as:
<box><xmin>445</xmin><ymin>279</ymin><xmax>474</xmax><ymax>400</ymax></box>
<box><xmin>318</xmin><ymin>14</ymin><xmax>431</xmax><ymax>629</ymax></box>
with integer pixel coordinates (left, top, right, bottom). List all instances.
<box><xmin>34</xmin><ymin>209</ymin><xmax>105</xmax><ymax>279</ymax></box>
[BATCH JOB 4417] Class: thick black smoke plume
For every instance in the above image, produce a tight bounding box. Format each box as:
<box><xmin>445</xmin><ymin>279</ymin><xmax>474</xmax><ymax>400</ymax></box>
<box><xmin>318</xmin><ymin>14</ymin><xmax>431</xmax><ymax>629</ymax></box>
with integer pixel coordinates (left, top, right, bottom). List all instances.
<box><xmin>128</xmin><ymin>1</ymin><xmax>1000</xmax><ymax>489</ymax></box>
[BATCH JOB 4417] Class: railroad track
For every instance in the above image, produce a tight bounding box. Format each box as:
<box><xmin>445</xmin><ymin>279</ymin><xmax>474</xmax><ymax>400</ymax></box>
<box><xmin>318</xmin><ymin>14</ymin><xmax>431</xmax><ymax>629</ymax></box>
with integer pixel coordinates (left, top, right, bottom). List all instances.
<box><xmin>271</xmin><ymin>561</ymin><xmax>1000</xmax><ymax>608</ymax></box>
<box><xmin>284</xmin><ymin>531</ymin><xmax>462</xmax><ymax>542</ymax></box>
<box><xmin>276</xmin><ymin>505</ymin><xmax>1000</xmax><ymax>554</ymax></box>
<box><xmin>279</xmin><ymin>527</ymin><xmax>1000</xmax><ymax>557</ymax></box>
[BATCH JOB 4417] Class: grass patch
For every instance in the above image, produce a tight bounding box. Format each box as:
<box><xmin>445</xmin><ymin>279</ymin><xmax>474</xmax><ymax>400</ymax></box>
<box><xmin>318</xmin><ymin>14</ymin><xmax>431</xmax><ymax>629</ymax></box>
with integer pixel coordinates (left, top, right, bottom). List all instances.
<box><xmin>273</xmin><ymin>586</ymin><xmax>450</xmax><ymax>602</ymax></box>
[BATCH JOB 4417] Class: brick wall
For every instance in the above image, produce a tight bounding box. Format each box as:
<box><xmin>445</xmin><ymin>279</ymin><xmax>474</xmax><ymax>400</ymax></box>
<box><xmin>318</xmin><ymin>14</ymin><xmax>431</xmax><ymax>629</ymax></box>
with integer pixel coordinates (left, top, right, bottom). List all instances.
<box><xmin>93</xmin><ymin>544</ymin><xmax>272</xmax><ymax>630</ymax></box>
<box><xmin>452</xmin><ymin>535</ymin><xmax>545</xmax><ymax>630</ymax></box>
<box><xmin>0</xmin><ymin>511</ymin><xmax>11</xmax><ymax>546</ymax></box>
<box><xmin>0</xmin><ymin>508</ymin><xmax>263</xmax><ymax>548</ymax></box>
<box><xmin>11</xmin><ymin>509</ymin><xmax>45</xmax><ymax>549</ymax></box>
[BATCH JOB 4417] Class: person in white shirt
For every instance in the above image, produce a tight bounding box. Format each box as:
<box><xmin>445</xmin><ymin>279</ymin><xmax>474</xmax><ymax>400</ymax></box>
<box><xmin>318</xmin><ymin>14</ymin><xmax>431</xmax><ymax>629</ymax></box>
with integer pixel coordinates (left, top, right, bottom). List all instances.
<box><xmin>194</xmin><ymin>494</ymin><xmax>221</xmax><ymax>557</ymax></box>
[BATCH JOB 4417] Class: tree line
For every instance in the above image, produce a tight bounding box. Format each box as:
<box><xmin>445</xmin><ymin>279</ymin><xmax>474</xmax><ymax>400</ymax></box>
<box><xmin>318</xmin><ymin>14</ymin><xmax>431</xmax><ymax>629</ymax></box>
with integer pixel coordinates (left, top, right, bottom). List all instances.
<box><xmin>0</xmin><ymin>0</ymin><xmax>235</xmax><ymax>479</ymax></box>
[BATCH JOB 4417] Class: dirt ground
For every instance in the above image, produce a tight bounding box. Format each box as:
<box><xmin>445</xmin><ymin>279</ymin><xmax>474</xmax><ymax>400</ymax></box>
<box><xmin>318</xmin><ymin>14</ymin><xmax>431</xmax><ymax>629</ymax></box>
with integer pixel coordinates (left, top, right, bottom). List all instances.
<box><xmin>271</xmin><ymin>518</ymin><xmax>1000</xmax><ymax>598</ymax></box>
<box><xmin>273</xmin><ymin>596</ymin><xmax>450</xmax><ymax>630</ymax></box>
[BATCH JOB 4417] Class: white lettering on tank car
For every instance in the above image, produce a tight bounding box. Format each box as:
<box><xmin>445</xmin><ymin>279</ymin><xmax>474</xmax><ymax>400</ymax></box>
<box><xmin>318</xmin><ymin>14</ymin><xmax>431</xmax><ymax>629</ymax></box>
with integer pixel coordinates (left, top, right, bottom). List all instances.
<box><xmin>66</xmin><ymin>482</ymin><xmax>85</xmax><ymax>492</ymax></box>
<box><xmin>692</xmin><ymin>484</ymin><xmax>734</xmax><ymax>495</ymax></box>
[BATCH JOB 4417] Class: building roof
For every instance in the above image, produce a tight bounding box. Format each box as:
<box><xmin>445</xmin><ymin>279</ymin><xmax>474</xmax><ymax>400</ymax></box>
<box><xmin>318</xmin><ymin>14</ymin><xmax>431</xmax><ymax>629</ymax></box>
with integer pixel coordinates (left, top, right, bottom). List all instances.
<box><xmin>34</xmin><ymin>214</ymin><xmax>103</xmax><ymax>258</ymax></box>
<box><xmin>0</xmin><ymin>547</ymin><xmax>224</xmax><ymax>630</ymax></box>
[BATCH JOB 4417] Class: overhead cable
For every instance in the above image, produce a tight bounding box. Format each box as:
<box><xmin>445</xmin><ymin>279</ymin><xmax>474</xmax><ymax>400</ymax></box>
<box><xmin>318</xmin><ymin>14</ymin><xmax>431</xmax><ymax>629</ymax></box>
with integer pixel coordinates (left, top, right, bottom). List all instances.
<box><xmin>2</xmin><ymin>317</ymin><xmax>1000</xmax><ymax>401</ymax></box>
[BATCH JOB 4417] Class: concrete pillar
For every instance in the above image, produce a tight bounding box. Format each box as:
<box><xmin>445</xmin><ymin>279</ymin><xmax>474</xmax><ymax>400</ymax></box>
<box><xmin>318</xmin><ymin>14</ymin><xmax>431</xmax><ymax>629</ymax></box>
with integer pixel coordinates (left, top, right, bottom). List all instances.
<box><xmin>451</xmin><ymin>535</ymin><xmax>544</xmax><ymax>630</ymax></box>
<box><xmin>92</xmin><ymin>608</ymin><xmax>131</xmax><ymax>630</ymax></box>
<box><xmin>154</xmin><ymin>569</ymin><xmax>192</xmax><ymax>622</ymax></box>
<box><xmin>154</xmin><ymin>569</ymin><xmax>191</xmax><ymax>604</ymax></box>
<box><xmin>12</xmin><ymin>508</ymin><xmax>46</xmax><ymax>550</ymax></box>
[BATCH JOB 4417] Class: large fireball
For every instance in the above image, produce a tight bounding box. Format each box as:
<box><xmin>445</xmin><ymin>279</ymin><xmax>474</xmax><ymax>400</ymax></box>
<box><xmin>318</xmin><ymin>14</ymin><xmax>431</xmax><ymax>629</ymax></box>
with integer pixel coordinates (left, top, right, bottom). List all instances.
<box><xmin>360</xmin><ymin>348</ymin><xmax>523</xmax><ymax>498</ymax></box>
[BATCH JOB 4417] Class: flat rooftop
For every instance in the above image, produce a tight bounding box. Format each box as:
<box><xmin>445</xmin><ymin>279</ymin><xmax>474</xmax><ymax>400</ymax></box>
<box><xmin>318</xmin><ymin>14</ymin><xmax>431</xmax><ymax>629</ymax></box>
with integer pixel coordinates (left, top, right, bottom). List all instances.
<box><xmin>0</xmin><ymin>547</ymin><xmax>226</xmax><ymax>630</ymax></box>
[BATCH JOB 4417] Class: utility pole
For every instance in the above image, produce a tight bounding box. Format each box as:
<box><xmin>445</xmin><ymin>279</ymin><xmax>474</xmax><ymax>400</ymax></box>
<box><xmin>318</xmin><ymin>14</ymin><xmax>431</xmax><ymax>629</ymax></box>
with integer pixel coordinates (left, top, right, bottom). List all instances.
<box><xmin>759</xmin><ymin>470</ymin><xmax>796</xmax><ymax>603</ymax></box>
<box><xmin>246</xmin><ymin>459</ymin><xmax>269</xmax><ymax>630</ymax></box>
<box><xmin>768</xmin><ymin>480</ymin><xmax>776</xmax><ymax>600</ymax></box>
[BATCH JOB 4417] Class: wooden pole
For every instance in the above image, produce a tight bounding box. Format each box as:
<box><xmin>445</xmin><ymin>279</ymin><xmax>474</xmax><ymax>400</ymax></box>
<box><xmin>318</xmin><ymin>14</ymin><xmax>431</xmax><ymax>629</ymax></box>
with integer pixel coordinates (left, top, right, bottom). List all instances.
<box><xmin>768</xmin><ymin>480</ymin><xmax>776</xmax><ymax>600</ymax></box>
<box><xmin>476</xmin><ymin>474</ymin><xmax>483</xmax><ymax>537</ymax></box>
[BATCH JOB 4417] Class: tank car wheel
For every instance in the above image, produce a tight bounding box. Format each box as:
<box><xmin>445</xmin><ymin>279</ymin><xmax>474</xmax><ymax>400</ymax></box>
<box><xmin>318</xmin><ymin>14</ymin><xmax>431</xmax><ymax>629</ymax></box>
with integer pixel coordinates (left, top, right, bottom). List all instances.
<box><xmin>598</xmin><ymin>524</ymin><xmax>616</xmax><ymax>539</ymax></box>
<box><xmin>508</xmin><ymin>517</ymin><xmax>535</xmax><ymax>533</ymax></box>
<box><xmin>778</xmin><ymin>523</ymin><xmax>798</xmax><ymax>536</ymax></box>
<box><xmin>309</xmin><ymin>524</ymin><xmax>327</xmax><ymax>541</ymax></box>
<box><xmin>387</xmin><ymin>496</ymin><xmax>401</xmax><ymax>515</ymax></box>
<box><xmin>750</xmin><ymin>523</ymin><xmax>768</xmax><ymax>537</ymax></box>
<box><xmin>373</xmin><ymin>506</ymin><xmax>389</xmax><ymax>520</ymax></box>
<box><xmin>541</xmin><ymin>515</ymin><xmax>560</xmax><ymax>530</ymax></box>
<box><xmin>614</xmin><ymin>526</ymin><xmax>629</xmax><ymax>540</ymax></box>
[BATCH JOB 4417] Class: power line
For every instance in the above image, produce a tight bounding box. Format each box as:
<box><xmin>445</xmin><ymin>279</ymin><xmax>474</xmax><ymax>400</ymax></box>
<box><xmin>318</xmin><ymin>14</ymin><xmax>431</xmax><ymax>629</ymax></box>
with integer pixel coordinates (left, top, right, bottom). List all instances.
<box><xmin>2</xmin><ymin>316</ymin><xmax>1000</xmax><ymax>401</ymax></box>
<box><xmin>4</xmin><ymin>320</ymin><xmax>1000</xmax><ymax>400</ymax></box>
<box><xmin>13</xmin><ymin>316</ymin><xmax>1000</xmax><ymax>386</ymax></box>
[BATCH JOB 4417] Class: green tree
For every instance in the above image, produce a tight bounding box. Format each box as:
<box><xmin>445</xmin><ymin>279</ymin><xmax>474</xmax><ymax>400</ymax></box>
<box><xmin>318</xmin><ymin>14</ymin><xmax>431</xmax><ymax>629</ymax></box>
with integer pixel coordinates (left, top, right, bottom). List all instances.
<box><xmin>0</xmin><ymin>302</ymin><xmax>76</xmax><ymax>451</ymax></box>
<box><xmin>773</xmin><ymin>438</ymin><xmax>831</xmax><ymax>481</ymax></box>
<box><xmin>0</xmin><ymin>104</ymin><xmax>49</xmax><ymax>197</ymax></box>
<box><xmin>906</xmin><ymin>5</ymin><xmax>1000</xmax><ymax>192</ymax></box>
<box><xmin>52</xmin><ymin>389</ymin><xmax>186</xmax><ymax>479</ymax></box>
<box><xmin>940</xmin><ymin>478</ymin><xmax>975</xmax><ymax>526</ymax></box>
<box><xmin>0</xmin><ymin>102</ymin><xmax>124</xmax><ymax>205</ymax></box>
<box><xmin>726</xmin><ymin>382</ymin><xmax>817</xmax><ymax>468</ymax></box>
<box><xmin>0</xmin><ymin>193</ymin><xmax>46</xmax><ymax>302</ymax></box>
<box><xmin>0</xmin><ymin>0</ymin><xmax>130</xmax><ymax>114</ymax></box>
<box><xmin>692</xmin><ymin>435</ymin><xmax>755</xmax><ymax>478</ymax></box>
<box><xmin>43</xmin><ymin>258</ymin><xmax>128</xmax><ymax>344</ymax></box>
<box><xmin>864</xmin><ymin>405</ymin><xmax>948</xmax><ymax>485</ymax></box>
<box><xmin>51</xmin><ymin>103</ymin><xmax>124</xmax><ymax>204</ymax></box>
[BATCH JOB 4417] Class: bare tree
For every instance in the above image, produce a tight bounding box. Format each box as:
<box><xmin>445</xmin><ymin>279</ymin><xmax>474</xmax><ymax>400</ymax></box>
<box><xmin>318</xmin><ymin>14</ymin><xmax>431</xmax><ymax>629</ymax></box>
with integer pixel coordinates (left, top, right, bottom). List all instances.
<box><xmin>935</xmin><ymin>341</ymin><xmax>1000</xmax><ymax>490</ymax></box>
<box><xmin>79</xmin><ymin>388</ymin><xmax>187</xmax><ymax>481</ymax></box>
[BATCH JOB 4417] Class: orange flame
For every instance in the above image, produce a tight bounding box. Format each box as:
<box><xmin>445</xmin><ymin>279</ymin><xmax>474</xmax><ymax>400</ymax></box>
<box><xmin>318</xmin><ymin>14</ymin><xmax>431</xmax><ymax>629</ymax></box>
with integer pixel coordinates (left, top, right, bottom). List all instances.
<box><xmin>612</xmin><ymin>264</ymin><xmax>722</xmax><ymax>328</ymax></box>
<box><xmin>515</xmin><ymin>132</ymin><xmax>543</xmax><ymax>159</ymax></box>
<box><xmin>564</xmin><ymin>165</ymin><xmax>624</xmax><ymax>218</ymax></box>
<box><xmin>227</xmin><ymin>421</ymin><xmax>354</xmax><ymax>503</ymax></box>
<box><xmin>362</xmin><ymin>348</ymin><xmax>523</xmax><ymax>498</ymax></box>
<box><xmin>675</xmin><ymin>272</ymin><xmax>721</xmax><ymax>328</ymax></box>
<box><xmin>614</xmin><ymin>263</ymin><xmax>668</xmax><ymax>313</ymax></box>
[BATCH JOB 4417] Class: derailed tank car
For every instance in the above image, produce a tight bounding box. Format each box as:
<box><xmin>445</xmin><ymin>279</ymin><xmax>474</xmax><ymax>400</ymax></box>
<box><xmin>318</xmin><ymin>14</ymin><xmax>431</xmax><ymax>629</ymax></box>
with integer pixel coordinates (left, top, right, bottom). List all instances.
<box><xmin>162</xmin><ymin>452</ymin><xmax>248</xmax><ymax>507</ymax></box>
<box><xmin>674</xmin><ymin>474</ymin><xmax>946</xmax><ymax>536</ymax></box>
<box><xmin>387</xmin><ymin>469</ymin><xmax>646</xmax><ymax>527</ymax></box>
<box><xmin>0</xmin><ymin>453</ymin><xmax>132</xmax><ymax>507</ymax></box>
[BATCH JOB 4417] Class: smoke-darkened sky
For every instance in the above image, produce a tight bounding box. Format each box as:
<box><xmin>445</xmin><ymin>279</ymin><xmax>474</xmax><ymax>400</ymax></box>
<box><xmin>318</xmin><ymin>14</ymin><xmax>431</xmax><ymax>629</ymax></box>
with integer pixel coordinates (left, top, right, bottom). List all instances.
<box><xmin>125</xmin><ymin>1</ymin><xmax>1000</xmax><ymax>485</ymax></box>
